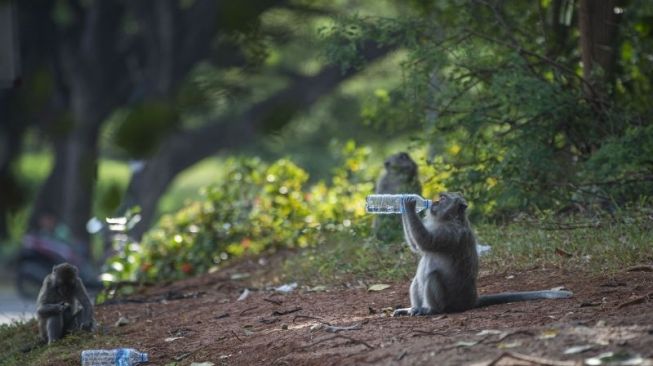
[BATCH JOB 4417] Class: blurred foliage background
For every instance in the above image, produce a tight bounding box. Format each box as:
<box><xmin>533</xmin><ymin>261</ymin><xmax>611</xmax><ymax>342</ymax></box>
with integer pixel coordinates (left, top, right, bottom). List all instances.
<box><xmin>1</xmin><ymin>0</ymin><xmax>651</xmax><ymax>283</ymax></box>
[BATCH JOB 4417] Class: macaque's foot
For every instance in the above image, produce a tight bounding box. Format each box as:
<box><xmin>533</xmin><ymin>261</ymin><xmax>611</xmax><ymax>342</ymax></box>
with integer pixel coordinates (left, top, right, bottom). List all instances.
<box><xmin>80</xmin><ymin>321</ymin><xmax>96</xmax><ymax>332</ymax></box>
<box><xmin>392</xmin><ymin>307</ymin><xmax>412</xmax><ymax>317</ymax></box>
<box><xmin>393</xmin><ymin>307</ymin><xmax>436</xmax><ymax>317</ymax></box>
<box><xmin>409</xmin><ymin>306</ymin><xmax>435</xmax><ymax>316</ymax></box>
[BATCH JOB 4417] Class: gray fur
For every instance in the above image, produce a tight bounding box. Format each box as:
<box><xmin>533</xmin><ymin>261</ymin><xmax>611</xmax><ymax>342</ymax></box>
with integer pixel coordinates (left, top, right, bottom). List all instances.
<box><xmin>373</xmin><ymin>152</ymin><xmax>422</xmax><ymax>242</ymax></box>
<box><xmin>36</xmin><ymin>263</ymin><xmax>96</xmax><ymax>344</ymax></box>
<box><xmin>393</xmin><ymin>192</ymin><xmax>572</xmax><ymax>316</ymax></box>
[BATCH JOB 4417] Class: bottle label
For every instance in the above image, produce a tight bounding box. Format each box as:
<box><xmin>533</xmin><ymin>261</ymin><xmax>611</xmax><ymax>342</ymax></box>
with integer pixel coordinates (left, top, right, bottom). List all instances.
<box><xmin>81</xmin><ymin>350</ymin><xmax>115</xmax><ymax>365</ymax></box>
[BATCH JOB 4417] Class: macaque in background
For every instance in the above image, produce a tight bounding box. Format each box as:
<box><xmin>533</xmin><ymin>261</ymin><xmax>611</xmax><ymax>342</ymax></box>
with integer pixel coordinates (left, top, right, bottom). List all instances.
<box><xmin>36</xmin><ymin>263</ymin><xmax>96</xmax><ymax>344</ymax></box>
<box><xmin>373</xmin><ymin>152</ymin><xmax>422</xmax><ymax>242</ymax></box>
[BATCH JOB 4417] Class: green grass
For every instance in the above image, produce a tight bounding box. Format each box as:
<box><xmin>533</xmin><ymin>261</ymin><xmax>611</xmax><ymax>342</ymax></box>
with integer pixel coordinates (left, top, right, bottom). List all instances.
<box><xmin>278</xmin><ymin>213</ymin><xmax>653</xmax><ymax>286</ymax></box>
<box><xmin>279</xmin><ymin>233</ymin><xmax>416</xmax><ymax>286</ymax></box>
<box><xmin>0</xmin><ymin>319</ymin><xmax>122</xmax><ymax>366</ymax></box>
<box><xmin>97</xmin><ymin>159</ymin><xmax>131</xmax><ymax>184</ymax></box>
<box><xmin>477</xmin><ymin>214</ymin><xmax>653</xmax><ymax>273</ymax></box>
<box><xmin>156</xmin><ymin>156</ymin><xmax>226</xmax><ymax>216</ymax></box>
<box><xmin>16</xmin><ymin>152</ymin><xmax>54</xmax><ymax>185</ymax></box>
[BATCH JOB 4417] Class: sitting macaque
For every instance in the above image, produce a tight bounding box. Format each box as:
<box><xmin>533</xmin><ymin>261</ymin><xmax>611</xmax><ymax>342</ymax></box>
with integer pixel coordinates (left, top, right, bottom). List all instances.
<box><xmin>394</xmin><ymin>193</ymin><xmax>572</xmax><ymax>316</ymax></box>
<box><xmin>36</xmin><ymin>263</ymin><xmax>96</xmax><ymax>344</ymax></box>
<box><xmin>373</xmin><ymin>152</ymin><xmax>422</xmax><ymax>242</ymax></box>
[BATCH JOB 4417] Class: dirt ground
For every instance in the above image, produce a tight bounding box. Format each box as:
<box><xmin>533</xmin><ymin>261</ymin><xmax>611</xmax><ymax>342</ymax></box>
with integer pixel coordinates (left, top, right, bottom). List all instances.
<box><xmin>90</xmin><ymin>257</ymin><xmax>653</xmax><ymax>366</ymax></box>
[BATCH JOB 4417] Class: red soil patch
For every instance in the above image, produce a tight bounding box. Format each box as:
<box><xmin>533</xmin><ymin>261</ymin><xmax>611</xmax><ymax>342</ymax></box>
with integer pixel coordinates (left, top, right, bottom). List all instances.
<box><xmin>65</xmin><ymin>259</ymin><xmax>653</xmax><ymax>365</ymax></box>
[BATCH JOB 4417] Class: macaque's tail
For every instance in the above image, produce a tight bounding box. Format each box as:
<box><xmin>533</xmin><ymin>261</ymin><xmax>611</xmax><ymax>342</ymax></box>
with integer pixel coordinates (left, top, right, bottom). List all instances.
<box><xmin>476</xmin><ymin>290</ymin><xmax>573</xmax><ymax>308</ymax></box>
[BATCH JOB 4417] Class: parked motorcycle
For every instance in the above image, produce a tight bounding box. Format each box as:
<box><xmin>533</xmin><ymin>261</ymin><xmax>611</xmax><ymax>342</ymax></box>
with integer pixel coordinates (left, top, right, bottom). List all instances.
<box><xmin>15</xmin><ymin>232</ymin><xmax>103</xmax><ymax>300</ymax></box>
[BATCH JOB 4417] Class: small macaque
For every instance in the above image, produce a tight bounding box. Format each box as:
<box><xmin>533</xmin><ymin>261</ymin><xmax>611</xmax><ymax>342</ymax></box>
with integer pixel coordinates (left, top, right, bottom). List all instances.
<box><xmin>36</xmin><ymin>263</ymin><xmax>96</xmax><ymax>344</ymax></box>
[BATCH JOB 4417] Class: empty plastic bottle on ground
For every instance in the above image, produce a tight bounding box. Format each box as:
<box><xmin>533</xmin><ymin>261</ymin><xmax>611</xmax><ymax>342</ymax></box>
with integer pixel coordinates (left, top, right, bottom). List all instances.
<box><xmin>365</xmin><ymin>194</ymin><xmax>431</xmax><ymax>214</ymax></box>
<box><xmin>81</xmin><ymin>348</ymin><xmax>148</xmax><ymax>366</ymax></box>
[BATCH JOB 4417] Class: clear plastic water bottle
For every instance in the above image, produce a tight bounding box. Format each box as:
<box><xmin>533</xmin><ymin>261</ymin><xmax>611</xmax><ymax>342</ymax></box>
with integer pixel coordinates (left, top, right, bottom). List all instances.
<box><xmin>365</xmin><ymin>194</ymin><xmax>431</xmax><ymax>214</ymax></box>
<box><xmin>81</xmin><ymin>348</ymin><xmax>148</xmax><ymax>366</ymax></box>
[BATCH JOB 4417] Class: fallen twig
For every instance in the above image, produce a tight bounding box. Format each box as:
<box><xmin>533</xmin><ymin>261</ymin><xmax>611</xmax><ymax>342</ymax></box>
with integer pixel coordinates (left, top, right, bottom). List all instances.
<box><xmin>626</xmin><ymin>265</ymin><xmax>653</xmax><ymax>272</ymax></box>
<box><xmin>173</xmin><ymin>352</ymin><xmax>191</xmax><ymax>361</ymax></box>
<box><xmin>323</xmin><ymin>323</ymin><xmax>362</xmax><ymax>333</ymax></box>
<box><xmin>231</xmin><ymin>330</ymin><xmax>243</xmax><ymax>342</ymax></box>
<box><xmin>272</xmin><ymin>306</ymin><xmax>302</xmax><ymax>316</ymax></box>
<box><xmin>168</xmin><ymin>327</ymin><xmax>192</xmax><ymax>337</ymax></box>
<box><xmin>292</xmin><ymin>314</ymin><xmax>331</xmax><ymax>325</ymax></box>
<box><xmin>600</xmin><ymin>281</ymin><xmax>626</xmax><ymax>287</ymax></box>
<box><xmin>396</xmin><ymin>350</ymin><xmax>408</xmax><ymax>361</ymax></box>
<box><xmin>554</xmin><ymin>247</ymin><xmax>573</xmax><ymax>258</ymax></box>
<box><xmin>303</xmin><ymin>334</ymin><xmax>374</xmax><ymax>350</ymax></box>
<box><xmin>165</xmin><ymin>290</ymin><xmax>206</xmax><ymax>301</ymax></box>
<box><xmin>263</xmin><ymin>298</ymin><xmax>283</xmax><ymax>305</ymax></box>
<box><xmin>239</xmin><ymin>306</ymin><xmax>258</xmax><ymax>316</ymax></box>
<box><xmin>215</xmin><ymin>312</ymin><xmax>230</xmax><ymax>319</ymax></box>
<box><xmin>411</xmin><ymin>329</ymin><xmax>448</xmax><ymax>337</ymax></box>
<box><xmin>617</xmin><ymin>292</ymin><xmax>653</xmax><ymax>309</ymax></box>
<box><xmin>579</xmin><ymin>301</ymin><xmax>603</xmax><ymax>308</ymax></box>
<box><xmin>259</xmin><ymin>317</ymin><xmax>280</xmax><ymax>324</ymax></box>
<box><xmin>473</xmin><ymin>329</ymin><xmax>534</xmax><ymax>347</ymax></box>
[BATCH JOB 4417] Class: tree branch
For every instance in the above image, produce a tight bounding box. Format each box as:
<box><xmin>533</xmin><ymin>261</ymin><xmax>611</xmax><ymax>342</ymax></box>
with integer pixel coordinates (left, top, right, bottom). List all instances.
<box><xmin>126</xmin><ymin>42</ymin><xmax>393</xmax><ymax>237</ymax></box>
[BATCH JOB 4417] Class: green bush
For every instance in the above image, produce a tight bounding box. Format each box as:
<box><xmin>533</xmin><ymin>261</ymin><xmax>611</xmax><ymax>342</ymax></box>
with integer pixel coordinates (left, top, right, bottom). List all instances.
<box><xmin>103</xmin><ymin>141</ymin><xmax>378</xmax><ymax>281</ymax></box>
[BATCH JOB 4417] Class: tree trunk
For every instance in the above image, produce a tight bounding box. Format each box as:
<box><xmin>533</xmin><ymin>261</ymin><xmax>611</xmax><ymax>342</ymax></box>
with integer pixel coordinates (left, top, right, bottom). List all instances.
<box><xmin>578</xmin><ymin>0</ymin><xmax>620</xmax><ymax>100</ymax></box>
<box><xmin>29</xmin><ymin>103</ymin><xmax>102</xmax><ymax>248</ymax></box>
<box><xmin>0</xmin><ymin>89</ymin><xmax>27</xmax><ymax>239</ymax></box>
<box><xmin>59</xmin><ymin>121</ymin><xmax>101</xmax><ymax>244</ymax></box>
<box><xmin>25</xmin><ymin>1</ymin><xmax>124</xmax><ymax>254</ymax></box>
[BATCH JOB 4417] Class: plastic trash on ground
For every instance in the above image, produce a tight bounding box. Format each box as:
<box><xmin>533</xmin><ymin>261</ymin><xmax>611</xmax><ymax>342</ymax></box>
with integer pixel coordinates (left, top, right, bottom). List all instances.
<box><xmin>81</xmin><ymin>348</ymin><xmax>148</xmax><ymax>366</ymax></box>
<box><xmin>274</xmin><ymin>282</ymin><xmax>298</xmax><ymax>293</ymax></box>
<box><xmin>476</xmin><ymin>243</ymin><xmax>492</xmax><ymax>256</ymax></box>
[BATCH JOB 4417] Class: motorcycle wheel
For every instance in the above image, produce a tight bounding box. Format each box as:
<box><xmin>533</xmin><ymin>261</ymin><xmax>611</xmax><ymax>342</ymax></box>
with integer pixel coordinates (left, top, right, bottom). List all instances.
<box><xmin>15</xmin><ymin>259</ymin><xmax>54</xmax><ymax>300</ymax></box>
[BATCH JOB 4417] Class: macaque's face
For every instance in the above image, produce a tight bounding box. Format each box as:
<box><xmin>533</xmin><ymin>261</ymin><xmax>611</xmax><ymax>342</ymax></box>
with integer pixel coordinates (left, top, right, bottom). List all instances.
<box><xmin>54</xmin><ymin>269</ymin><xmax>76</xmax><ymax>297</ymax></box>
<box><xmin>429</xmin><ymin>192</ymin><xmax>467</xmax><ymax>220</ymax></box>
<box><xmin>429</xmin><ymin>193</ymin><xmax>447</xmax><ymax>218</ymax></box>
<box><xmin>384</xmin><ymin>152</ymin><xmax>417</xmax><ymax>175</ymax></box>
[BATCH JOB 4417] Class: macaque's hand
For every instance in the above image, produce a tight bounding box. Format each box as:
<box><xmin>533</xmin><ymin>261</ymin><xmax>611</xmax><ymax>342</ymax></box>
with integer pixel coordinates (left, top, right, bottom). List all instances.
<box><xmin>53</xmin><ymin>303</ymin><xmax>68</xmax><ymax>312</ymax></box>
<box><xmin>80</xmin><ymin>321</ymin><xmax>95</xmax><ymax>331</ymax></box>
<box><xmin>401</xmin><ymin>196</ymin><xmax>417</xmax><ymax>213</ymax></box>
